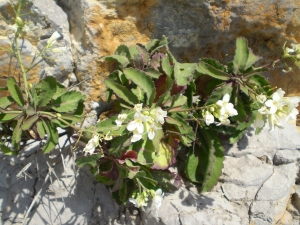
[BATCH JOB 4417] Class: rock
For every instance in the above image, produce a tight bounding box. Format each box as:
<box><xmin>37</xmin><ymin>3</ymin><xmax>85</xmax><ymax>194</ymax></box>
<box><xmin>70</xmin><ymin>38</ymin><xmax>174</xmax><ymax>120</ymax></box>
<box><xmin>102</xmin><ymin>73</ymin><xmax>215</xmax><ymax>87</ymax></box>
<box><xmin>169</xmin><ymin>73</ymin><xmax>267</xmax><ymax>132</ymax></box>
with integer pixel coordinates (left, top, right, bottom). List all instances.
<box><xmin>149</xmin><ymin>187</ymin><xmax>249</xmax><ymax>225</ymax></box>
<box><xmin>225</xmin><ymin>122</ymin><xmax>300</xmax><ymax>161</ymax></box>
<box><xmin>279</xmin><ymin>210</ymin><xmax>293</xmax><ymax>225</ymax></box>
<box><xmin>249</xmin><ymin>163</ymin><xmax>298</xmax><ymax>224</ymax></box>
<box><xmin>274</xmin><ymin>150</ymin><xmax>300</xmax><ymax>165</ymax></box>
<box><xmin>221</xmin><ymin>155</ymin><xmax>274</xmax><ymax>201</ymax></box>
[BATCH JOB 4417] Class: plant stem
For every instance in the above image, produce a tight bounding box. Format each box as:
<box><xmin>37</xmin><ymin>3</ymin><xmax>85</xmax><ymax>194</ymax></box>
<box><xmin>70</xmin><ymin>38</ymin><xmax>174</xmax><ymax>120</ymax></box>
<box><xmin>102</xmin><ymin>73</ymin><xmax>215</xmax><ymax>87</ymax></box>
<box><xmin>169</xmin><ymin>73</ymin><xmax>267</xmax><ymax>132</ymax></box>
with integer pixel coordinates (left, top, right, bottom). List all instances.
<box><xmin>39</xmin><ymin>111</ymin><xmax>91</xmax><ymax>133</ymax></box>
<box><xmin>168</xmin><ymin>106</ymin><xmax>205</xmax><ymax>113</ymax></box>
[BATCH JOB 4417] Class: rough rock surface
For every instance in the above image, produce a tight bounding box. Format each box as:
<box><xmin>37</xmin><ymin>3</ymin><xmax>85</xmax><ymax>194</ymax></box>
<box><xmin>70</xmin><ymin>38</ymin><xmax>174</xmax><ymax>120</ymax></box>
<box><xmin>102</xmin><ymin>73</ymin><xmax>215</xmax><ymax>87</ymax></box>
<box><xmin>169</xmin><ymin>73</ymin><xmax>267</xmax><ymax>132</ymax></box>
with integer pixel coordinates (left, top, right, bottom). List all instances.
<box><xmin>1</xmin><ymin>123</ymin><xmax>299</xmax><ymax>225</ymax></box>
<box><xmin>0</xmin><ymin>0</ymin><xmax>300</xmax><ymax>225</ymax></box>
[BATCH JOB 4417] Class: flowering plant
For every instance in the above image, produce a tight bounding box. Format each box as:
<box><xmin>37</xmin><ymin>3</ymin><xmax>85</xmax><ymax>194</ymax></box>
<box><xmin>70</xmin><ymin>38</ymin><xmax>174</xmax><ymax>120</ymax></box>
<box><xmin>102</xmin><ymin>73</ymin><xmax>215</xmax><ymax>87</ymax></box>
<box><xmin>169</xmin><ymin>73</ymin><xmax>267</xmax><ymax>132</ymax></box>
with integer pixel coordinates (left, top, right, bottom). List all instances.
<box><xmin>1</xmin><ymin>0</ymin><xmax>299</xmax><ymax>209</ymax></box>
<box><xmin>75</xmin><ymin>37</ymin><xmax>299</xmax><ymax>205</ymax></box>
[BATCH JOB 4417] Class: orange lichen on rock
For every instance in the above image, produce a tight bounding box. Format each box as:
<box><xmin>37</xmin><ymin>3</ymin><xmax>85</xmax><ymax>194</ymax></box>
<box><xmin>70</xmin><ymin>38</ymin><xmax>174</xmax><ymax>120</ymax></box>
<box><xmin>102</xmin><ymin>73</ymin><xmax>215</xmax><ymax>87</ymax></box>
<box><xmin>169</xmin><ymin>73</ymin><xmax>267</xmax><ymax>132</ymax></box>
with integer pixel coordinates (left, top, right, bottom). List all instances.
<box><xmin>0</xmin><ymin>40</ymin><xmax>41</xmax><ymax>98</ymax></box>
<box><xmin>81</xmin><ymin>0</ymin><xmax>160</xmax><ymax>103</ymax></box>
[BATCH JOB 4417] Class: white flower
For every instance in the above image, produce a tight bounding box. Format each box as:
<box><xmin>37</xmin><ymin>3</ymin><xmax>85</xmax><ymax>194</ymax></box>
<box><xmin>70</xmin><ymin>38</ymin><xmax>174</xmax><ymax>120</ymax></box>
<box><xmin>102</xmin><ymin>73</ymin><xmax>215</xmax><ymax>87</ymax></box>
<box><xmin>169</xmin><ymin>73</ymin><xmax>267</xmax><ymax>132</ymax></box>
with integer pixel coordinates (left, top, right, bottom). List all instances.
<box><xmin>254</xmin><ymin>112</ymin><xmax>265</xmax><ymax>128</ymax></box>
<box><xmin>265</xmin><ymin>88</ymin><xmax>285</xmax><ymax>114</ymax></box>
<box><xmin>204</xmin><ymin>111</ymin><xmax>214</xmax><ymax>126</ymax></box>
<box><xmin>127</xmin><ymin>112</ymin><xmax>144</xmax><ymax>134</ymax></box>
<box><xmin>131</xmin><ymin>129</ymin><xmax>143</xmax><ymax>142</ymax></box>
<box><xmin>83</xmin><ymin>134</ymin><xmax>100</xmax><ymax>155</ymax></box>
<box><xmin>115</xmin><ymin>113</ymin><xmax>127</xmax><ymax>127</ymax></box>
<box><xmin>258</xmin><ymin>106</ymin><xmax>269</xmax><ymax>114</ymax></box>
<box><xmin>103</xmin><ymin>131</ymin><xmax>113</xmax><ymax>141</ymax></box>
<box><xmin>152</xmin><ymin>189</ymin><xmax>164</xmax><ymax>209</ymax></box>
<box><xmin>267</xmin><ymin>114</ymin><xmax>283</xmax><ymax>131</ymax></box>
<box><xmin>151</xmin><ymin>107</ymin><xmax>168</xmax><ymax>124</ymax></box>
<box><xmin>216</xmin><ymin>114</ymin><xmax>230</xmax><ymax>126</ymax></box>
<box><xmin>217</xmin><ymin>94</ymin><xmax>238</xmax><ymax>117</ymax></box>
<box><xmin>134</xmin><ymin>103</ymin><xmax>143</xmax><ymax>112</ymax></box>
<box><xmin>256</xmin><ymin>94</ymin><xmax>267</xmax><ymax>104</ymax></box>
<box><xmin>47</xmin><ymin>31</ymin><xmax>61</xmax><ymax>46</ymax></box>
<box><xmin>286</xmin><ymin>108</ymin><xmax>299</xmax><ymax>121</ymax></box>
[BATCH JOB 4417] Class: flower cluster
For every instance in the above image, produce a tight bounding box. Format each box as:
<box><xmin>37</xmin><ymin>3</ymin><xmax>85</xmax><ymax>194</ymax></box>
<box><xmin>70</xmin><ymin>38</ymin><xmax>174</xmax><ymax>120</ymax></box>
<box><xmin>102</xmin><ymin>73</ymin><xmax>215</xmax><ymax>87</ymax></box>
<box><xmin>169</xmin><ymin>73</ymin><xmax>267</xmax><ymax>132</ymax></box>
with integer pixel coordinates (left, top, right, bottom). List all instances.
<box><xmin>254</xmin><ymin>88</ymin><xmax>300</xmax><ymax>130</ymax></box>
<box><xmin>116</xmin><ymin>104</ymin><xmax>167</xmax><ymax>143</ymax></box>
<box><xmin>83</xmin><ymin>134</ymin><xmax>100</xmax><ymax>155</ymax></box>
<box><xmin>203</xmin><ymin>93</ymin><xmax>238</xmax><ymax>126</ymax></box>
<box><xmin>129</xmin><ymin>189</ymin><xmax>164</xmax><ymax>209</ymax></box>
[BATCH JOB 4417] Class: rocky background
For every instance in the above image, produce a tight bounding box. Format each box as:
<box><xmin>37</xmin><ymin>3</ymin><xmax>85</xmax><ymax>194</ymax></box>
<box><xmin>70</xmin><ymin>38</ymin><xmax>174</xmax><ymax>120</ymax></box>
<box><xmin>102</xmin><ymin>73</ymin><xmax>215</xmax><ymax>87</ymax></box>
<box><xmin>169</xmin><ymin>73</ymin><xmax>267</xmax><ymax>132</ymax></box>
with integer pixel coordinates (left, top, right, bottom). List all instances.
<box><xmin>0</xmin><ymin>0</ymin><xmax>300</xmax><ymax>224</ymax></box>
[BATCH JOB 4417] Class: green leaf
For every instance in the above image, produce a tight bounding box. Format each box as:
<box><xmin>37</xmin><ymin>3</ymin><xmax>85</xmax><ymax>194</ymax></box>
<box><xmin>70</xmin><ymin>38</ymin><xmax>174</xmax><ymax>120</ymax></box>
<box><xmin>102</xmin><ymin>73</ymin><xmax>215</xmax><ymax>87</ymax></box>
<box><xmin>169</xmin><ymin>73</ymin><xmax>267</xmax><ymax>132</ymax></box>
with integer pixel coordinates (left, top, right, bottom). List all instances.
<box><xmin>201</xmin><ymin>58</ymin><xmax>227</xmax><ymax>72</ymax></box>
<box><xmin>7</xmin><ymin>77</ymin><xmax>24</xmax><ymax>107</ymax></box>
<box><xmin>174</xmin><ymin>62</ymin><xmax>196</xmax><ymax>86</ymax></box>
<box><xmin>186</xmin><ymin>129</ymin><xmax>224</xmax><ymax>192</ymax></box>
<box><xmin>50</xmin><ymin>91</ymin><xmax>86</xmax><ymax>113</ymax></box>
<box><xmin>161</xmin><ymin>54</ymin><xmax>173</xmax><ymax>76</ymax></box>
<box><xmin>186</xmin><ymin>149</ymin><xmax>201</xmax><ymax>183</ymax></box>
<box><xmin>196</xmin><ymin>61</ymin><xmax>230</xmax><ymax>81</ymax></box>
<box><xmin>168</xmin><ymin>113</ymin><xmax>194</xmax><ymax>146</ymax></box>
<box><xmin>245</xmin><ymin>49</ymin><xmax>261</xmax><ymax>71</ymax></box>
<box><xmin>233</xmin><ymin>37</ymin><xmax>249</xmax><ymax>74</ymax></box>
<box><xmin>233</xmin><ymin>37</ymin><xmax>261</xmax><ymax>74</ymax></box>
<box><xmin>114</xmin><ymin>44</ymin><xmax>131</xmax><ymax>59</ymax></box>
<box><xmin>134</xmin><ymin>139</ymin><xmax>173</xmax><ymax>170</ymax></box>
<box><xmin>247</xmin><ymin>74</ymin><xmax>271</xmax><ymax>94</ymax></box>
<box><xmin>76</xmin><ymin>153</ymin><xmax>103</xmax><ymax>168</ymax></box>
<box><xmin>201</xmin><ymin>133</ymin><xmax>224</xmax><ymax>192</ymax></box>
<box><xmin>52</xmin><ymin>82</ymin><xmax>67</xmax><ymax>100</ymax></box>
<box><xmin>105</xmin><ymin>55</ymin><xmax>130</xmax><ymax>68</ymax></box>
<box><xmin>163</xmin><ymin>95</ymin><xmax>187</xmax><ymax>108</ymax></box>
<box><xmin>105</xmin><ymin>78</ymin><xmax>138</xmax><ymax>105</ymax></box>
<box><xmin>144</xmin><ymin>68</ymin><xmax>162</xmax><ymax>79</ymax></box>
<box><xmin>22</xmin><ymin>115</ymin><xmax>39</xmax><ymax>130</ymax></box>
<box><xmin>145</xmin><ymin>39</ymin><xmax>160</xmax><ymax>52</ymax></box>
<box><xmin>36</xmin><ymin>120</ymin><xmax>45</xmax><ymax>138</ymax></box>
<box><xmin>0</xmin><ymin>96</ymin><xmax>14</xmax><ymax>109</ymax></box>
<box><xmin>96</xmin><ymin>114</ymin><xmax>128</xmax><ymax>136</ymax></box>
<box><xmin>37</xmin><ymin>76</ymin><xmax>57</xmax><ymax>107</ymax></box>
<box><xmin>205</xmin><ymin>83</ymin><xmax>233</xmax><ymax>106</ymax></box>
<box><xmin>41</xmin><ymin>119</ymin><xmax>58</xmax><ymax>153</ymax></box>
<box><xmin>25</xmin><ymin>106</ymin><xmax>35</xmax><ymax>116</ymax></box>
<box><xmin>12</xmin><ymin>117</ymin><xmax>23</xmax><ymax>150</ymax></box>
<box><xmin>1</xmin><ymin>144</ymin><xmax>18</xmax><ymax>156</ymax></box>
<box><xmin>0</xmin><ymin>112</ymin><xmax>21</xmax><ymax>121</ymax></box>
<box><xmin>123</xmin><ymin>68</ymin><xmax>155</xmax><ymax>105</ymax></box>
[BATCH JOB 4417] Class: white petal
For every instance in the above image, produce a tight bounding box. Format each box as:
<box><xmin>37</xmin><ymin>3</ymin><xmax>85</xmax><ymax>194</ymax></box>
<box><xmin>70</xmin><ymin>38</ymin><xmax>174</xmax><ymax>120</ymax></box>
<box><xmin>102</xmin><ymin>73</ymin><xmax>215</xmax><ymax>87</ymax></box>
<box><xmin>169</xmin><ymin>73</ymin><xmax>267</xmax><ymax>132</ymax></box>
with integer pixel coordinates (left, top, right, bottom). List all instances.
<box><xmin>136</xmin><ymin>122</ymin><xmax>144</xmax><ymax>133</ymax></box>
<box><xmin>223</xmin><ymin>94</ymin><xmax>230</xmax><ymax>103</ymax></box>
<box><xmin>127</xmin><ymin>121</ymin><xmax>137</xmax><ymax>131</ymax></box>
<box><xmin>148</xmin><ymin>130</ymin><xmax>155</xmax><ymax>140</ymax></box>
<box><xmin>131</xmin><ymin>132</ymin><xmax>142</xmax><ymax>142</ymax></box>
<box><xmin>47</xmin><ymin>31</ymin><xmax>61</xmax><ymax>44</ymax></box>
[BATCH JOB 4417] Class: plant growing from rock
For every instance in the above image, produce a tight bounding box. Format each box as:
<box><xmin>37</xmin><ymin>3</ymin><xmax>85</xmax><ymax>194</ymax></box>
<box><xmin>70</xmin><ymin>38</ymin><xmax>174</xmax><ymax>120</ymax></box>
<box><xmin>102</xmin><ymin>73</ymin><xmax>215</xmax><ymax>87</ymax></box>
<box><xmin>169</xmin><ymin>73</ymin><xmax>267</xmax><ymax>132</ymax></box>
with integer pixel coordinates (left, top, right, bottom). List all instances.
<box><xmin>75</xmin><ymin>36</ymin><xmax>300</xmax><ymax>206</ymax></box>
<box><xmin>1</xmin><ymin>0</ymin><xmax>299</xmax><ymax>210</ymax></box>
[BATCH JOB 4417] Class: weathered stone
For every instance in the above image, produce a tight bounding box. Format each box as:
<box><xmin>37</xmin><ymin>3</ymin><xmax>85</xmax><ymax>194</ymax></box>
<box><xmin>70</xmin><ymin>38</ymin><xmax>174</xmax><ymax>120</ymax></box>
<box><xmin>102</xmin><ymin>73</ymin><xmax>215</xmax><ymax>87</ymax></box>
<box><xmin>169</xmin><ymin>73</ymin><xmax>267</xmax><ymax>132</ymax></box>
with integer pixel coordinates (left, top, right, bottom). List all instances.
<box><xmin>279</xmin><ymin>210</ymin><xmax>293</xmax><ymax>225</ymax></box>
<box><xmin>221</xmin><ymin>155</ymin><xmax>274</xmax><ymax>201</ymax></box>
<box><xmin>274</xmin><ymin>149</ymin><xmax>300</xmax><ymax>165</ymax></box>
<box><xmin>150</xmin><ymin>187</ymin><xmax>248</xmax><ymax>225</ymax></box>
<box><xmin>225</xmin><ymin>122</ymin><xmax>300</xmax><ymax>160</ymax></box>
<box><xmin>250</xmin><ymin>163</ymin><xmax>298</xmax><ymax>224</ymax></box>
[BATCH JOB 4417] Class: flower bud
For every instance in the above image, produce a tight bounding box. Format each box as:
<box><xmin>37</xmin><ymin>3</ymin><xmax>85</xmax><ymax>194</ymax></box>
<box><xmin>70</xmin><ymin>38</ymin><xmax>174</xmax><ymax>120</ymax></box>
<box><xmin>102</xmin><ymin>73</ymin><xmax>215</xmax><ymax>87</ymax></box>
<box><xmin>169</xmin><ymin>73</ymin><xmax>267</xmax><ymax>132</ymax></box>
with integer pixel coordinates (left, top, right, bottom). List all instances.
<box><xmin>209</xmin><ymin>107</ymin><xmax>215</xmax><ymax>112</ymax></box>
<box><xmin>15</xmin><ymin>17</ymin><xmax>24</xmax><ymax>26</ymax></box>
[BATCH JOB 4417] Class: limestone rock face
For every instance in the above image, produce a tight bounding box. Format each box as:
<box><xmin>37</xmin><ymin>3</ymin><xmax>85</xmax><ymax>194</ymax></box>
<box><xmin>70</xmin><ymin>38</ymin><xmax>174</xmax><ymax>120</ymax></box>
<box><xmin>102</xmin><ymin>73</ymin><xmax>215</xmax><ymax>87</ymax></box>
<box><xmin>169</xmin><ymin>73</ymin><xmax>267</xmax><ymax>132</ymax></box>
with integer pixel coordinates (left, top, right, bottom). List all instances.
<box><xmin>1</xmin><ymin>0</ymin><xmax>300</xmax><ymax>225</ymax></box>
<box><xmin>2</xmin><ymin>0</ymin><xmax>300</xmax><ymax>105</ymax></box>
